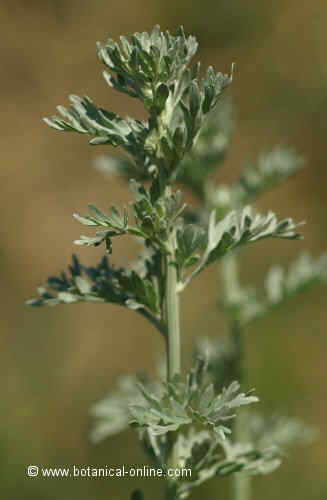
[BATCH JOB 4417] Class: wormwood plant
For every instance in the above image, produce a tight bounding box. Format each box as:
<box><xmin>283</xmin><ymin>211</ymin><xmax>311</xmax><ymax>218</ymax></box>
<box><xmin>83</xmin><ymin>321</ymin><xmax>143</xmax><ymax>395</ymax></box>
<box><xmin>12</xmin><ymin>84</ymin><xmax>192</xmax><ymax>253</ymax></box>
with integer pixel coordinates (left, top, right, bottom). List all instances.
<box><xmin>28</xmin><ymin>26</ymin><xmax>325</xmax><ymax>500</ymax></box>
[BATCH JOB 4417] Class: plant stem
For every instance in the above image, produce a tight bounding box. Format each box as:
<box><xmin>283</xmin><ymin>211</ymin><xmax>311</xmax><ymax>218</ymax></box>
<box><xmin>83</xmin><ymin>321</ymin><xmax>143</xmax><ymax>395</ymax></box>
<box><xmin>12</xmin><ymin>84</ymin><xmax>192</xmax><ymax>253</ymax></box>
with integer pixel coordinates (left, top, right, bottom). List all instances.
<box><xmin>221</xmin><ymin>253</ymin><xmax>251</xmax><ymax>500</ymax></box>
<box><xmin>165</xmin><ymin>224</ymin><xmax>182</xmax><ymax>498</ymax></box>
<box><xmin>232</xmin><ymin>407</ymin><xmax>251</xmax><ymax>500</ymax></box>
<box><xmin>165</xmin><ymin>228</ymin><xmax>181</xmax><ymax>380</ymax></box>
<box><xmin>231</xmin><ymin>320</ymin><xmax>251</xmax><ymax>500</ymax></box>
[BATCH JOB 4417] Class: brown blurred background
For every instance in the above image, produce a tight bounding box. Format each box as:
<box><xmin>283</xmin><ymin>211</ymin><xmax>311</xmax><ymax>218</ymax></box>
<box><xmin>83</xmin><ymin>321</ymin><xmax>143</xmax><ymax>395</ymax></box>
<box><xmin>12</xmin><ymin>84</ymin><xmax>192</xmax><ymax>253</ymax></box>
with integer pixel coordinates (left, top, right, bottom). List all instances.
<box><xmin>1</xmin><ymin>1</ymin><xmax>327</xmax><ymax>498</ymax></box>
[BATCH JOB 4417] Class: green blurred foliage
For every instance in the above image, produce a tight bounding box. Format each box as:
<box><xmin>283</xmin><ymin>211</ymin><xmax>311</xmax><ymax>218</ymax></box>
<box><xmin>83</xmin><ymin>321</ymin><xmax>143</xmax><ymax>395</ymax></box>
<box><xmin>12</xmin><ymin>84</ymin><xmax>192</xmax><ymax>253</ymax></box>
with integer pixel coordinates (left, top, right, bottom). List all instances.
<box><xmin>1</xmin><ymin>0</ymin><xmax>327</xmax><ymax>499</ymax></box>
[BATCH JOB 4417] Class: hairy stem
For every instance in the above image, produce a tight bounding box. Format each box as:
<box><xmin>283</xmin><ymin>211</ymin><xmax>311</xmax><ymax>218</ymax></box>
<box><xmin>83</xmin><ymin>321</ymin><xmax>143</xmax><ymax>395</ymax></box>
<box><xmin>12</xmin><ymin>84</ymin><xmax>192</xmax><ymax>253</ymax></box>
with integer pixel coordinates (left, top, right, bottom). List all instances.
<box><xmin>221</xmin><ymin>254</ymin><xmax>252</xmax><ymax>500</ymax></box>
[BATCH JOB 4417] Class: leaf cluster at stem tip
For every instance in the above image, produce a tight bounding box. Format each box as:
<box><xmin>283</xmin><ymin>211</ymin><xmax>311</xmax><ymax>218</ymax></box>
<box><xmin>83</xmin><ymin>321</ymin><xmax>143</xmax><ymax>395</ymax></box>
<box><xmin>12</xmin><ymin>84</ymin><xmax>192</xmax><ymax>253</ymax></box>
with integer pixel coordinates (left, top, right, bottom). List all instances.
<box><xmin>44</xmin><ymin>25</ymin><xmax>233</xmax><ymax>199</ymax></box>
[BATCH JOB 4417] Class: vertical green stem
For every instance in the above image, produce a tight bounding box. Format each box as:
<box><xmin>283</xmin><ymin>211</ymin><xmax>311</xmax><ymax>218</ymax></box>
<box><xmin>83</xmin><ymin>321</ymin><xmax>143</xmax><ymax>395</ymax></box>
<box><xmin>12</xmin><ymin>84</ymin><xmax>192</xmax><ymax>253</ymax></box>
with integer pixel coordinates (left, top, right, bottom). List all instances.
<box><xmin>231</xmin><ymin>321</ymin><xmax>251</xmax><ymax>500</ymax></box>
<box><xmin>165</xmin><ymin>226</ymin><xmax>181</xmax><ymax>381</ymax></box>
<box><xmin>221</xmin><ymin>253</ymin><xmax>251</xmax><ymax>500</ymax></box>
<box><xmin>232</xmin><ymin>407</ymin><xmax>251</xmax><ymax>500</ymax></box>
<box><xmin>165</xmin><ymin>223</ymin><xmax>182</xmax><ymax>498</ymax></box>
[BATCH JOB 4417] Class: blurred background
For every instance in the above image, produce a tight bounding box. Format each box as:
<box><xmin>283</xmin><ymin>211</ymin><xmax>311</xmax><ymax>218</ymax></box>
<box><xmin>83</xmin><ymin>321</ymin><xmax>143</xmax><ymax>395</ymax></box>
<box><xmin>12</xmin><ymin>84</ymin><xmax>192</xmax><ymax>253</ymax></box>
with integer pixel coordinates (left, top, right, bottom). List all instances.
<box><xmin>1</xmin><ymin>0</ymin><xmax>327</xmax><ymax>498</ymax></box>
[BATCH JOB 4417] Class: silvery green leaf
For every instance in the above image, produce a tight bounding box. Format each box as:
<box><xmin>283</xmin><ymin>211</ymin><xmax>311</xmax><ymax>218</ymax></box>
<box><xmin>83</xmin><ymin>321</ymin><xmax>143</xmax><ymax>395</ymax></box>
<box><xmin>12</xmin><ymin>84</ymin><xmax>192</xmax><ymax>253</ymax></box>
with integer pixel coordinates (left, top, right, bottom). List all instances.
<box><xmin>27</xmin><ymin>255</ymin><xmax>164</xmax><ymax>336</ymax></box>
<box><xmin>44</xmin><ymin>93</ymin><xmax>149</xmax><ymax>171</ymax></box>
<box><xmin>57</xmin><ymin>292</ymin><xmax>78</xmax><ymax>303</ymax></box>
<box><xmin>73</xmin><ymin>213</ymin><xmax>99</xmax><ymax>226</ymax></box>
<box><xmin>178</xmin><ymin>98</ymin><xmax>233</xmax><ymax>199</ymax></box>
<box><xmin>130</xmin><ymin>357</ymin><xmax>258</xmax><ymax>438</ymax></box>
<box><xmin>97</xmin><ymin>25</ymin><xmax>199</xmax><ymax>107</ymax></box>
<box><xmin>217</xmin><ymin>446</ymin><xmax>282</xmax><ymax>476</ymax></box>
<box><xmin>175</xmin><ymin>224</ymin><xmax>206</xmax><ymax>276</ymax></box>
<box><xmin>74</xmin><ymin>234</ymin><xmax>107</xmax><ymax>247</ymax></box>
<box><xmin>75</xmin><ymin>276</ymin><xmax>92</xmax><ymax>294</ymax></box>
<box><xmin>207</xmin><ymin>207</ymin><xmax>302</xmax><ymax>257</ymax></box>
<box><xmin>181</xmin><ymin>207</ymin><xmax>302</xmax><ymax>290</ymax></box>
<box><xmin>171</xmin><ymin>428</ymin><xmax>227</xmax><ymax>494</ymax></box>
<box><xmin>125</xmin><ymin>299</ymin><xmax>143</xmax><ymax>310</ymax></box>
<box><xmin>73</xmin><ymin>204</ymin><xmax>143</xmax><ymax>252</ymax></box>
